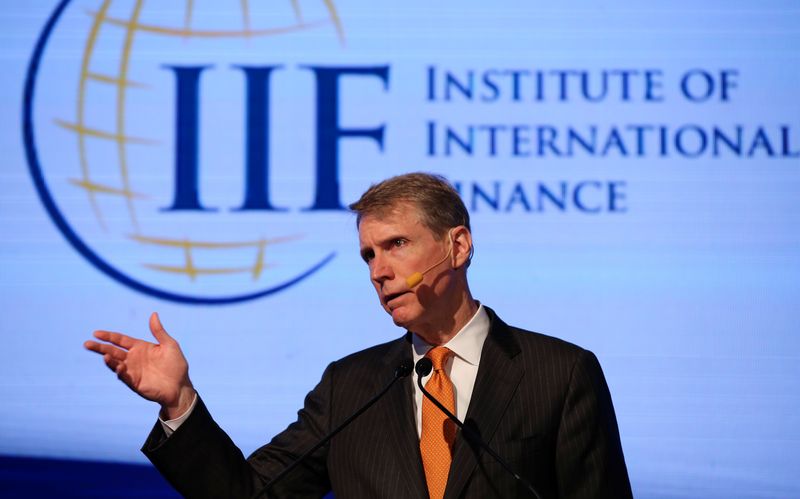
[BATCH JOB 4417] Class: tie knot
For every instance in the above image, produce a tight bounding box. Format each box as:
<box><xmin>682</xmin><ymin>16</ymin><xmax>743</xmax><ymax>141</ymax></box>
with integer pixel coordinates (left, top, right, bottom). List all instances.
<box><xmin>426</xmin><ymin>346</ymin><xmax>452</xmax><ymax>371</ymax></box>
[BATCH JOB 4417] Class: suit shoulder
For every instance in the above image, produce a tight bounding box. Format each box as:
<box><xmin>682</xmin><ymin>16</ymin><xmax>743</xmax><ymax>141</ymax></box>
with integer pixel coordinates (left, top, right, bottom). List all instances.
<box><xmin>328</xmin><ymin>334</ymin><xmax>408</xmax><ymax>372</ymax></box>
<box><xmin>508</xmin><ymin>324</ymin><xmax>587</xmax><ymax>358</ymax></box>
<box><xmin>487</xmin><ymin>305</ymin><xmax>583</xmax><ymax>350</ymax></box>
<box><xmin>505</xmin><ymin>324</ymin><xmax>601</xmax><ymax>378</ymax></box>
<box><xmin>486</xmin><ymin>307</ymin><xmax>592</xmax><ymax>370</ymax></box>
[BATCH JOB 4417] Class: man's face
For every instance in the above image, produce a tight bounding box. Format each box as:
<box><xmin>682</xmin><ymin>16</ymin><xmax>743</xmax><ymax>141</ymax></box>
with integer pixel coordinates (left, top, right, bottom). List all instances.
<box><xmin>358</xmin><ymin>202</ymin><xmax>453</xmax><ymax>332</ymax></box>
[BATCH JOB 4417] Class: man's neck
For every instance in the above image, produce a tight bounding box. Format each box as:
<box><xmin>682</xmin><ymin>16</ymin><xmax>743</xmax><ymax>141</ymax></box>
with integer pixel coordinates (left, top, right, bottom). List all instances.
<box><xmin>414</xmin><ymin>293</ymin><xmax>479</xmax><ymax>346</ymax></box>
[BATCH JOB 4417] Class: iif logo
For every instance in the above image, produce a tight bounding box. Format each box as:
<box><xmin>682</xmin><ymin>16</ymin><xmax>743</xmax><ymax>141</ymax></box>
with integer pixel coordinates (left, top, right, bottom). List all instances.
<box><xmin>23</xmin><ymin>0</ymin><xmax>389</xmax><ymax>304</ymax></box>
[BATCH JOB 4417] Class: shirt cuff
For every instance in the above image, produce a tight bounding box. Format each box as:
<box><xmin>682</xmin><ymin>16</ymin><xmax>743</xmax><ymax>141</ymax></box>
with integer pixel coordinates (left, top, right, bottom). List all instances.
<box><xmin>158</xmin><ymin>393</ymin><xmax>198</xmax><ymax>437</ymax></box>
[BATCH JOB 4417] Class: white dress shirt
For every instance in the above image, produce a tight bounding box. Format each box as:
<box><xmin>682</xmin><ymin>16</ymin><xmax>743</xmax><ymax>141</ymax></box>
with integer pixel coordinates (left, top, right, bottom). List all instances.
<box><xmin>161</xmin><ymin>304</ymin><xmax>490</xmax><ymax>439</ymax></box>
<box><xmin>160</xmin><ymin>393</ymin><xmax>197</xmax><ymax>436</ymax></box>
<box><xmin>411</xmin><ymin>304</ymin><xmax>490</xmax><ymax>436</ymax></box>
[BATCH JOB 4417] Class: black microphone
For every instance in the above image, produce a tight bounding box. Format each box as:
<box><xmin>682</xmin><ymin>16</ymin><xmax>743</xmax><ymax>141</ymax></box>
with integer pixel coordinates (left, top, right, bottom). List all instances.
<box><xmin>251</xmin><ymin>359</ymin><xmax>414</xmax><ymax>499</ymax></box>
<box><xmin>415</xmin><ymin>358</ymin><xmax>542</xmax><ymax>499</ymax></box>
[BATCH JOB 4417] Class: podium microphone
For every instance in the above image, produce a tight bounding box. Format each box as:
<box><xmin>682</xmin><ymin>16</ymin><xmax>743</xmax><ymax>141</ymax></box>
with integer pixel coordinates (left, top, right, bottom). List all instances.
<box><xmin>251</xmin><ymin>359</ymin><xmax>414</xmax><ymax>499</ymax></box>
<box><xmin>415</xmin><ymin>358</ymin><xmax>542</xmax><ymax>499</ymax></box>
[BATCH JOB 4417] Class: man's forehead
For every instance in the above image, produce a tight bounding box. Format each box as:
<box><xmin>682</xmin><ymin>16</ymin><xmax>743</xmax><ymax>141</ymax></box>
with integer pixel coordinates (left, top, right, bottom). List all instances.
<box><xmin>358</xmin><ymin>203</ymin><xmax>426</xmax><ymax>238</ymax></box>
<box><xmin>359</xmin><ymin>201</ymin><xmax>420</xmax><ymax>225</ymax></box>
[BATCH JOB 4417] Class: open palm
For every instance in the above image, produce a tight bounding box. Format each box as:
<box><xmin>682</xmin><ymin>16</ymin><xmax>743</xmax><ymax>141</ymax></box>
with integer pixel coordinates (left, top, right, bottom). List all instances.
<box><xmin>85</xmin><ymin>312</ymin><xmax>195</xmax><ymax>417</ymax></box>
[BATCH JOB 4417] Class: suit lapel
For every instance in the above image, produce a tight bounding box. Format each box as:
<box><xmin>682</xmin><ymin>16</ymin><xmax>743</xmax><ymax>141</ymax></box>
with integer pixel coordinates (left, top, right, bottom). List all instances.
<box><xmin>378</xmin><ymin>333</ymin><xmax>429</xmax><ymax>498</ymax></box>
<box><xmin>444</xmin><ymin>308</ymin><xmax>524</xmax><ymax>499</ymax></box>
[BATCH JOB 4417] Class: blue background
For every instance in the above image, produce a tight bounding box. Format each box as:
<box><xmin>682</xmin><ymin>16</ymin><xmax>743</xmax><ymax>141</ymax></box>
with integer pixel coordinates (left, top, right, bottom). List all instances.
<box><xmin>1</xmin><ymin>1</ymin><xmax>799</xmax><ymax>497</ymax></box>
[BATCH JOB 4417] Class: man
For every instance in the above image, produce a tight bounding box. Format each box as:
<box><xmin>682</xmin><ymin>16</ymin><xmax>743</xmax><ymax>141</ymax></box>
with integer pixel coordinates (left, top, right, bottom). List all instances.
<box><xmin>85</xmin><ymin>173</ymin><xmax>632</xmax><ymax>498</ymax></box>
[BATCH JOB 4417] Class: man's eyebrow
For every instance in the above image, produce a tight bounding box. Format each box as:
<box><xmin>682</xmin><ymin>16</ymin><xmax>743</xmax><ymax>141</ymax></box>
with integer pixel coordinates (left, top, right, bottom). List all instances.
<box><xmin>381</xmin><ymin>233</ymin><xmax>408</xmax><ymax>244</ymax></box>
<box><xmin>359</xmin><ymin>233</ymin><xmax>406</xmax><ymax>259</ymax></box>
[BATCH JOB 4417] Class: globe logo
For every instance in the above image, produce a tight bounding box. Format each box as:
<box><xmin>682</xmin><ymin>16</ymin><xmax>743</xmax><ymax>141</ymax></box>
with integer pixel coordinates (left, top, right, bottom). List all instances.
<box><xmin>23</xmin><ymin>0</ymin><xmax>352</xmax><ymax>304</ymax></box>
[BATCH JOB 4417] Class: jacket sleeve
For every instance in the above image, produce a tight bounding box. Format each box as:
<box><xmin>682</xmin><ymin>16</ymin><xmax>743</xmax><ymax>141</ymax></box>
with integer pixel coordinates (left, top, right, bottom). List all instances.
<box><xmin>554</xmin><ymin>350</ymin><xmax>633</xmax><ymax>499</ymax></box>
<box><xmin>142</xmin><ymin>362</ymin><xmax>336</xmax><ymax>499</ymax></box>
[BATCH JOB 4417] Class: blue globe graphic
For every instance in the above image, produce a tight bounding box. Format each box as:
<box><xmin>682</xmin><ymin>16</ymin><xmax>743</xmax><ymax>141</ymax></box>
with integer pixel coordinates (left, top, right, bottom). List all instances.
<box><xmin>24</xmin><ymin>0</ymin><xmax>346</xmax><ymax>304</ymax></box>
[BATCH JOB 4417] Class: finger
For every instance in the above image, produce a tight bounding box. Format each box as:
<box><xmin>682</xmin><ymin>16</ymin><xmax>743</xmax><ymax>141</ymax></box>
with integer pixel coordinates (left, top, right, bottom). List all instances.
<box><xmin>84</xmin><ymin>340</ymin><xmax>102</xmax><ymax>353</ymax></box>
<box><xmin>109</xmin><ymin>360</ymin><xmax>133</xmax><ymax>388</ymax></box>
<box><xmin>149</xmin><ymin>312</ymin><xmax>173</xmax><ymax>345</ymax></box>
<box><xmin>85</xmin><ymin>341</ymin><xmax>128</xmax><ymax>361</ymax></box>
<box><xmin>116</xmin><ymin>364</ymin><xmax>134</xmax><ymax>386</ymax></box>
<box><xmin>100</xmin><ymin>353</ymin><xmax>135</xmax><ymax>391</ymax></box>
<box><xmin>93</xmin><ymin>330</ymin><xmax>137</xmax><ymax>350</ymax></box>
<box><xmin>104</xmin><ymin>354</ymin><xmax>122</xmax><ymax>374</ymax></box>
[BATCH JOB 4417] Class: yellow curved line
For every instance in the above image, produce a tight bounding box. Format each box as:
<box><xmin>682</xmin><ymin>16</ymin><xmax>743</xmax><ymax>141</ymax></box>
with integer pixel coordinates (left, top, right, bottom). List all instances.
<box><xmin>55</xmin><ymin>119</ymin><xmax>157</xmax><ymax>144</ymax></box>
<box><xmin>240</xmin><ymin>0</ymin><xmax>251</xmax><ymax>37</ymax></box>
<box><xmin>88</xmin><ymin>72</ymin><xmax>147</xmax><ymax>88</ymax></box>
<box><xmin>93</xmin><ymin>11</ymin><xmax>331</xmax><ymax>38</ymax></box>
<box><xmin>184</xmin><ymin>0</ymin><xmax>194</xmax><ymax>36</ymax></box>
<box><xmin>252</xmin><ymin>239</ymin><xmax>266</xmax><ymax>279</ymax></box>
<box><xmin>77</xmin><ymin>0</ymin><xmax>113</xmax><ymax>230</ymax></box>
<box><xmin>144</xmin><ymin>263</ymin><xmax>269</xmax><ymax>276</ymax></box>
<box><xmin>69</xmin><ymin>178</ymin><xmax>148</xmax><ymax>199</ymax></box>
<box><xmin>321</xmin><ymin>0</ymin><xmax>345</xmax><ymax>45</ymax></box>
<box><xmin>116</xmin><ymin>0</ymin><xmax>145</xmax><ymax>233</ymax></box>
<box><xmin>128</xmin><ymin>233</ymin><xmax>301</xmax><ymax>249</ymax></box>
<box><xmin>290</xmin><ymin>0</ymin><xmax>304</xmax><ymax>23</ymax></box>
<box><xmin>182</xmin><ymin>242</ymin><xmax>197</xmax><ymax>280</ymax></box>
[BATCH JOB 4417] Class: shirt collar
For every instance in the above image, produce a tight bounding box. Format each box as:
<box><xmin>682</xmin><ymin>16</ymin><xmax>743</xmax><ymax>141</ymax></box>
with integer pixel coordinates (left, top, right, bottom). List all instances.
<box><xmin>411</xmin><ymin>303</ymin><xmax>489</xmax><ymax>366</ymax></box>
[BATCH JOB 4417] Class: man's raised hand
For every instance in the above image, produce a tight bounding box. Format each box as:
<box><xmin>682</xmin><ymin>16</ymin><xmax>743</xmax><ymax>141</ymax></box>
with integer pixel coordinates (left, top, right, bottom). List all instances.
<box><xmin>84</xmin><ymin>312</ymin><xmax>196</xmax><ymax>420</ymax></box>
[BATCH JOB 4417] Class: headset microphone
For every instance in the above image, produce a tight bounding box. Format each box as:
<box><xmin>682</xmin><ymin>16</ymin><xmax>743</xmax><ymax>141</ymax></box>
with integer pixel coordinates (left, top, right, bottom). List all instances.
<box><xmin>405</xmin><ymin>230</ymin><xmax>454</xmax><ymax>289</ymax></box>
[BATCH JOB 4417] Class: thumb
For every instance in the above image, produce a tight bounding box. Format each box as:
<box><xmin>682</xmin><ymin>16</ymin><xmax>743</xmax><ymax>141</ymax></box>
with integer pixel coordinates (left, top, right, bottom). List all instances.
<box><xmin>149</xmin><ymin>312</ymin><xmax>172</xmax><ymax>344</ymax></box>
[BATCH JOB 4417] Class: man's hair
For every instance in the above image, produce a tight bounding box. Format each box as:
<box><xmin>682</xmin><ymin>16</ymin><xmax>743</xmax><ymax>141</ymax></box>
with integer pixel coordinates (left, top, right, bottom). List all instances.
<box><xmin>349</xmin><ymin>172</ymin><xmax>470</xmax><ymax>238</ymax></box>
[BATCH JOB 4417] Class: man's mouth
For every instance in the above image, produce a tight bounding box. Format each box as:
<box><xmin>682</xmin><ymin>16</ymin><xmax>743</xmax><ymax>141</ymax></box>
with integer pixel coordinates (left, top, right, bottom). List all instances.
<box><xmin>382</xmin><ymin>290</ymin><xmax>407</xmax><ymax>307</ymax></box>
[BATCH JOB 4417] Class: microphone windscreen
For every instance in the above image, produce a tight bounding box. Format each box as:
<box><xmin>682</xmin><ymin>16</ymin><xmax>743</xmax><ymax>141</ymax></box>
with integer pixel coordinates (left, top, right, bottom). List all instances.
<box><xmin>405</xmin><ymin>272</ymin><xmax>424</xmax><ymax>288</ymax></box>
<box><xmin>395</xmin><ymin>359</ymin><xmax>414</xmax><ymax>378</ymax></box>
<box><xmin>415</xmin><ymin>357</ymin><xmax>433</xmax><ymax>377</ymax></box>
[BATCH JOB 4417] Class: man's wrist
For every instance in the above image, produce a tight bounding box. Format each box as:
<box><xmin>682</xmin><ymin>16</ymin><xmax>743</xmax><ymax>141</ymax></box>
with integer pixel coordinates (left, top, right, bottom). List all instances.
<box><xmin>160</xmin><ymin>385</ymin><xmax>196</xmax><ymax>421</ymax></box>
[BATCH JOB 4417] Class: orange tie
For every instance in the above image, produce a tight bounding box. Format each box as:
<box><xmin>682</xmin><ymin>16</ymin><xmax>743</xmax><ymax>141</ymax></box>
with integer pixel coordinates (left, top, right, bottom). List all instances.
<box><xmin>420</xmin><ymin>346</ymin><xmax>457</xmax><ymax>499</ymax></box>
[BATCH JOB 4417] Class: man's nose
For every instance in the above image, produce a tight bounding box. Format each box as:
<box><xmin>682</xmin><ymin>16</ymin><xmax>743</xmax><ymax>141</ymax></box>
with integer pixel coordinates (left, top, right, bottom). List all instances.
<box><xmin>370</xmin><ymin>254</ymin><xmax>394</xmax><ymax>284</ymax></box>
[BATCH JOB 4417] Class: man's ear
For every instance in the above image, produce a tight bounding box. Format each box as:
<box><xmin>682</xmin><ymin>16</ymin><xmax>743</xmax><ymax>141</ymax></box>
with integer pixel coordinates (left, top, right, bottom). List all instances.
<box><xmin>450</xmin><ymin>226</ymin><xmax>473</xmax><ymax>270</ymax></box>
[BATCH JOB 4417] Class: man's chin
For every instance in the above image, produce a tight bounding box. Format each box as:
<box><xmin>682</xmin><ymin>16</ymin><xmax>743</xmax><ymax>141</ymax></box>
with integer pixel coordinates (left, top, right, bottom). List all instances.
<box><xmin>389</xmin><ymin>307</ymin><xmax>417</xmax><ymax>329</ymax></box>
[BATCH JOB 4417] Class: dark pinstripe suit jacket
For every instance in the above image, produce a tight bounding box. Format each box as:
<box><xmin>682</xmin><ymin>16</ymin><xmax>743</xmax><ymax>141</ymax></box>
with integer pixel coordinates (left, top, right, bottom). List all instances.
<box><xmin>143</xmin><ymin>307</ymin><xmax>632</xmax><ymax>498</ymax></box>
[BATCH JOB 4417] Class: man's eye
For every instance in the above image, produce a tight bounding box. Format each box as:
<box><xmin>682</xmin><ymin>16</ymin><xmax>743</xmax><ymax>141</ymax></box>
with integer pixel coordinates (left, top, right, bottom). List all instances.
<box><xmin>393</xmin><ymin>239</ymin><xmax>406</xmax><ymax>247</ymax></box>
